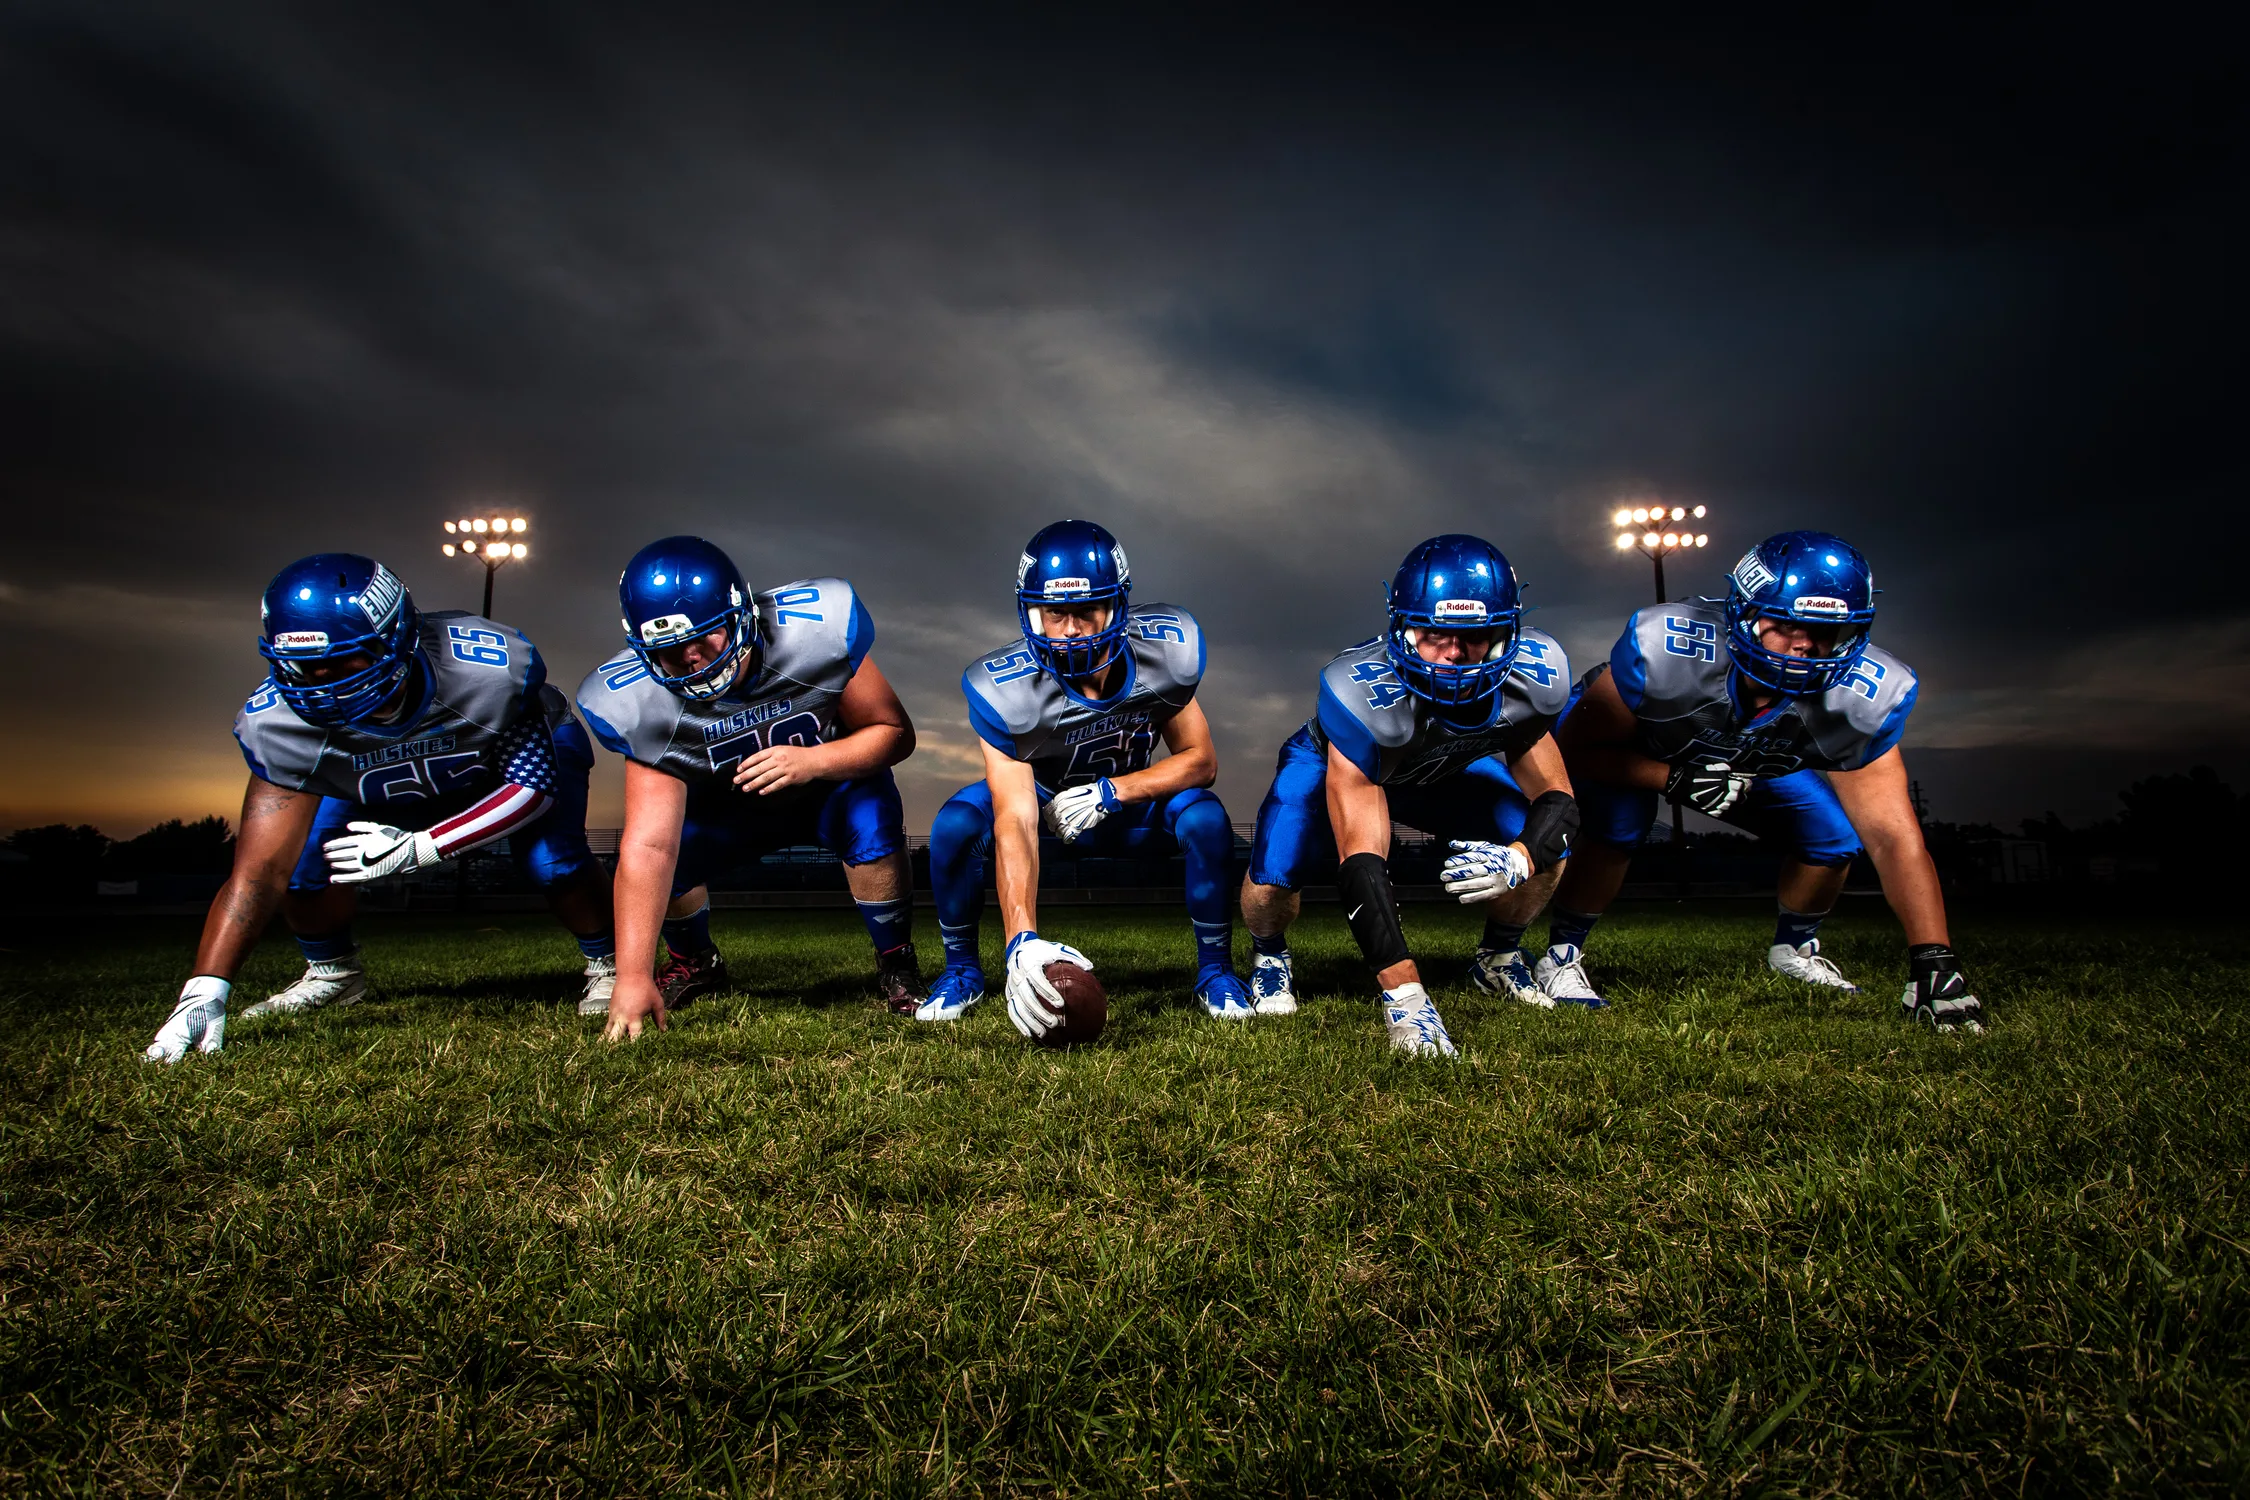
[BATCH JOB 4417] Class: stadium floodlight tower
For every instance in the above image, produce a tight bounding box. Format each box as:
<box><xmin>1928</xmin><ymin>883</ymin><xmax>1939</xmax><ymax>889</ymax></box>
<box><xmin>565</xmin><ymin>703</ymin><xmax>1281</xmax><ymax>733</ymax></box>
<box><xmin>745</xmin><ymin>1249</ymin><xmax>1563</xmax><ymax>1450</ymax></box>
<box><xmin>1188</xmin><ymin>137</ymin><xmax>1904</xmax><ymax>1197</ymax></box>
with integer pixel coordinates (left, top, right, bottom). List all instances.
<box><xmin>1611</xmin><ymin>501</ymin><xmax>1710</xmax><ymax>605</ymax></box>
<box><xmin>441</xmin><ymin>513</ymin><xmax>530</xmax><ymax>617</ymax></box>
<box><xmin>1612</xmin><ymin>500</ymin><xmax>1712</xmax><ymax>896</ymax></box>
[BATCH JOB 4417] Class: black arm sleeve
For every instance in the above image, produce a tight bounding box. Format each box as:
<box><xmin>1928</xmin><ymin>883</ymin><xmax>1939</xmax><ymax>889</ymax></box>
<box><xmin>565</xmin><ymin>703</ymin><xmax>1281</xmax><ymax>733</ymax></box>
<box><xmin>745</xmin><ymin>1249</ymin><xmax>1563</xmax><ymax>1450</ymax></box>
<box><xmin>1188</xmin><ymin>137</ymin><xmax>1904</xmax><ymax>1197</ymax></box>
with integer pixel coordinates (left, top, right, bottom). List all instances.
<box><xmin>1337</xmin><ymin>852</ymin><xmax>1412</xmax><ymax>973</ymax></box>
<box><xmin>1520</xmin><ymin>790</ymin><xmax>1580</xmax><ymax>871</ymax></box>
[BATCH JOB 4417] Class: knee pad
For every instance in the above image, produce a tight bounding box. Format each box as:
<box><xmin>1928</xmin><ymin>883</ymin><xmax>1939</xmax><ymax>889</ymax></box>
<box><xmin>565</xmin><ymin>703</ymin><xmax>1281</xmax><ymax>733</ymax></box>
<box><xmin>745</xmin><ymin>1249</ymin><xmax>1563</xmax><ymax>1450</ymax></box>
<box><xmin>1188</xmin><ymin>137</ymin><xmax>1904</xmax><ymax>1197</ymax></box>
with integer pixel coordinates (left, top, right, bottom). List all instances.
<box><xmin>523</xmin><ymin>841</ymin><xmax>595</xmax><ymax>890</ymax></box>
<box><xmin>1520</xmin><ymin>790</ymin><xmax>1580</xmax><ymax>871</ymax></box>
<box><xmin>1167</xmin><ymin>792</ymin><xmax>1231</xmax><ymax>855</ymax></box>
<box><xmin>1336</xmin><ymin>852</ymin><xmax>1412</xmax><ymax>973</ymax></box>
<box><xmin>930</xmin><ymin>796</ymin><xmax>995</xmax><ymax>863</ymax></box>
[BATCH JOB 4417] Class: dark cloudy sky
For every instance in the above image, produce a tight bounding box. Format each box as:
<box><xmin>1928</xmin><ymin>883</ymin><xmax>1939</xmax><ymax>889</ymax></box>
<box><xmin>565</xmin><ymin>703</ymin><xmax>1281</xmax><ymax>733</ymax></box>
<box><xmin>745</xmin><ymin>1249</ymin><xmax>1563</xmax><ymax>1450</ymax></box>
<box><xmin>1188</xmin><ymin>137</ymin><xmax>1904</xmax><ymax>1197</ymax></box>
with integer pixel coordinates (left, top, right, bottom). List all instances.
<box><xmin>2</xmin><ymin>5</ymin><xmax>2242</xmax><ymax>835</ymax></box>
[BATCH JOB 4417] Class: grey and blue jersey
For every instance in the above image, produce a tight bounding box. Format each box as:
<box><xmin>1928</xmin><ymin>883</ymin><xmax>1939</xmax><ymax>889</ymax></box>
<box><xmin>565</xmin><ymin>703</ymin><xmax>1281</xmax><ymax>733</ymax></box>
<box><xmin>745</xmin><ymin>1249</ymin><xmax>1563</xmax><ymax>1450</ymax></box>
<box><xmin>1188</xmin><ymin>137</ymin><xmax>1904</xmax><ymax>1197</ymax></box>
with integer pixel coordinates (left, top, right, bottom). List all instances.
<box><xmin>575</xmin><ymin>576</ymin><xmax>873</xmax><ymax>794</ymax></box>
<box><xmin>963</xmin><ymin>603</ymin><xmax>1205</xmax><ymax>790</ymax></box>
<box><xmin>233</xmin><ymin>611</ymin><xmax>569</xmax><ymax>806</ymax></box>
<box><xmin>1603</xmin><ymin>600</ymin><xmax>1916</xmax><ymax>775</ymax></box>
<box><xmin>1307</xmin><ymin>628</ymin><xmax>1571</xmax><ymax>786</ymax></box>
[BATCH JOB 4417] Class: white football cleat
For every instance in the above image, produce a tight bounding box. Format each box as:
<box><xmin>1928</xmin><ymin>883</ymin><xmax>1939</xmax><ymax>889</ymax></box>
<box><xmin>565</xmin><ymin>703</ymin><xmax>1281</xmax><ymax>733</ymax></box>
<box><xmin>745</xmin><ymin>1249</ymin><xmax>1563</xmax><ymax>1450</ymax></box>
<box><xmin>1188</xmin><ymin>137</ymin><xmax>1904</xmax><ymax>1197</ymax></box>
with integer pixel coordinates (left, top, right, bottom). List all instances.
<box><xmin>1382</xmin><ymin>983</ymin><xmax>1458</xmax><ymax>1058</ymax></box>
<box><xmin>577</xmin><ymin>954</ymin><xmax>618</xmax><ymax>1016</ymax></box>
<box><xmin>239</xmin><ymin>952</ymin><xmax>366</xmax><ymax>1019</ymax></box>
<box><xmin>1470</xmin><ymin>946</ymin><xmax>1551</xmax><ymax>1008</ymax></box>
<box><xmin>1250</xmin><ymin>951</ymin><xmax>1298</xmax><ymax>1015</ymax></box>
<box><xmin>1768</xmin><ymin>939</ymin><xmax>1860</xmax><ymax>992</ymax></box>
<box><xmin>1533</xmin><ymin>944</ymin><xmax>1609</xmax><ymax>1009</ymax></box>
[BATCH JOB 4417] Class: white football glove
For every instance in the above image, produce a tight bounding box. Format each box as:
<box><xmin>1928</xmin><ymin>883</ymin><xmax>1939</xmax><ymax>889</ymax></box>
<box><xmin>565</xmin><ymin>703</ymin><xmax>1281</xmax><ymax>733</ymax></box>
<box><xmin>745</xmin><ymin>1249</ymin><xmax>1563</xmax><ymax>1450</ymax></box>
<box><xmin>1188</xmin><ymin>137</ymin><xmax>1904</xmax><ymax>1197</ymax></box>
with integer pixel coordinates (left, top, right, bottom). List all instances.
<box><xmin>1666</xmin><ymin>760</ymin><xmax>1754</xmax><ymax>816</ymax></box>
<box><xmin>1003</xmin><ymin>932</ymin><xmax>1093</xmax><ymax>1041</ymax></box>
<box><xmin>1439</xmin><ymin>840</ymin><xmax>1532</xmax><ymax>904</ymax></box>
<box><xmin>1041</xmin><ymin>780</ymin><xmax>1121</xmax><ymax>844</ymax></box>
<box><xmin>323</xmin><ymin>822</ymin><xmax>443</xmax><ymax>884</ymax></box>
<box><xmin>145</xmin><ymin>976</ymin><xmax>229</xmax><ymax>1063</ymax></box>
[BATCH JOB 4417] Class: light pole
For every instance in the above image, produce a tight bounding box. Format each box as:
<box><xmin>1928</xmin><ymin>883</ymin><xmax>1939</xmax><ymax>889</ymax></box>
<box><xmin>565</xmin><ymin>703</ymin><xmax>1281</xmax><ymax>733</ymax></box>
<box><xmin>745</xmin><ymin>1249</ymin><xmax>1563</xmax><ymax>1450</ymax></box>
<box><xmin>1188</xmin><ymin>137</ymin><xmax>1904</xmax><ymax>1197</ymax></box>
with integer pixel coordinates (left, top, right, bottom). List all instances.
<box><xmin>441</xmin><ymin>514</ymin><xmax>529</xmax><ymax>618</ymax></box>
<box><xmin>1611</xmin><ymin>502</ymin><xmax>1712</xmax><ymax>897</ymax></box>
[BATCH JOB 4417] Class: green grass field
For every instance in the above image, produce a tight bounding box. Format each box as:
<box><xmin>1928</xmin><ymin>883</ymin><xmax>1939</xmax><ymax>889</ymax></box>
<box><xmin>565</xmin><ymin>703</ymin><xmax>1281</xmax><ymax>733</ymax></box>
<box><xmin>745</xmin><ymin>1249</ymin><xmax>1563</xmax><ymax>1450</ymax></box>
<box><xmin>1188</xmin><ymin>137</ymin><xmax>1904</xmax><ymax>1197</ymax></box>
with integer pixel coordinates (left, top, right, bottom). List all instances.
<box><xmin>2</xmin><ymin>901</ymin><xmax>2246</xmax><ymax>1496</ymax></box>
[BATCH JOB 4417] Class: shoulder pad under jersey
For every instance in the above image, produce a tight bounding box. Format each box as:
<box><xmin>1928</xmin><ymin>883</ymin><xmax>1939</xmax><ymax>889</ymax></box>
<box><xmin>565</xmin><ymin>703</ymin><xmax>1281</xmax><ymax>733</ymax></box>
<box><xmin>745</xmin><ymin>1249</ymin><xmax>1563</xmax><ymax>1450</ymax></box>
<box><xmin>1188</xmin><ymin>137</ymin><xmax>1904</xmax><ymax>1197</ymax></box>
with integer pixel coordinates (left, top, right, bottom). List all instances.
<box><xmin>1609</xmin><ymin>601</ymin><xmax>1728</xmax><ymax>716</ymax></box>
<box><xmin>1119</xmin><ymin>601</ymin><xmax>1205</xmax><ymax>703</ymax></box>
<box><xmin>1807</xmin><ymin>643</ymin><xmax>1918</xmax><ymax>767</ymax></box>
<box><xmin>575</xmin><ymin>651</ymin><xmax>688</xmax><ymax>767</ymax></box>
<box><xmin>755</xmin><ymin>577</ymin><xmax>873</xmax><ymax>692</ymax></box>
<box><xmin>1314</xmin><ymin>638</ymin><xmax>1415</xmax><ymax>779</ymax></box>
<box><xmin>1508</xmin><ymin>626</ymin><xmax>1572</xmax><ymax>721</ymax></box>
<box><xmin>232</xmin><ymin>678</ymin><xmax>325</xmax><ymax>788</ymax></box>
<box><xmin>418</xmin><ymin>612</ymin><xmax>545</xmax><ymax>733</ymax></box>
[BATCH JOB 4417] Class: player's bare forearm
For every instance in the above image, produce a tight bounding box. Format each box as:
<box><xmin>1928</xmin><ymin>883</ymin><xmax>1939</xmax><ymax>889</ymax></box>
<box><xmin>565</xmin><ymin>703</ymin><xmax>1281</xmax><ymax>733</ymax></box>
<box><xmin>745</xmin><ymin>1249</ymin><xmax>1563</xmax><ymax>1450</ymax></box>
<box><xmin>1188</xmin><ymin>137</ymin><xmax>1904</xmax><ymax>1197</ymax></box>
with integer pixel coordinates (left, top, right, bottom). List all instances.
<box><xmin>985</xmin><ymin>745</ymin><xmax>1043</xmax><ymax>937</ymax></box>
<box><xmin>1326</xmin><ymin>744</ymin><xmax>1393</xmax><ymax>861</ymax></box>
<box><xmin>612</xmin><ymin>843</ymin><xmax>677</xmax><ymax>980</ymax></box>
<box><xmin>1564</xmin><ymin>743</ymin><xmax>1671</xmax><ymax>793</ymax></box>
<box><xmin>1556</xmin><ymin>670</ymin><xmax>1670</xmax><ymax>792</ymax></box>
<box><xmin>191</xmin><ymin>775</ymin><xmax>318</xmax><ymax>978</ymax></box>
<box><xmin>815</xmin><ymin>722</ymin><xmax>914</xmax><ymax>780</ymax></box>
<box><xmin>1865</xmin><ymin>838</ymin><xmax>1950</xmax><ymax>945</ymax></box>
<box><xmin>616</xmin><ymin>763</ymin><xmax>689</xmax><ymax>979</ymax></box>
<box><xmin>1509</xmin><ymin>733</ymin><xmax>1573</xmax><ymax>800</ymax></box>
<box><xmin>994</xmin><ymin>808</ymin><xmax>1042</xmax><ymax>938</ymax></box>
<box><xmin>1830</xmin><ymin>749</ymin><xmax>1950</xmax><ymax>946</ymax></box>
<box><xmin>1111</xmin><ymin>702</ymin><xmax>1217</xmax><ymax>804</ymax></box>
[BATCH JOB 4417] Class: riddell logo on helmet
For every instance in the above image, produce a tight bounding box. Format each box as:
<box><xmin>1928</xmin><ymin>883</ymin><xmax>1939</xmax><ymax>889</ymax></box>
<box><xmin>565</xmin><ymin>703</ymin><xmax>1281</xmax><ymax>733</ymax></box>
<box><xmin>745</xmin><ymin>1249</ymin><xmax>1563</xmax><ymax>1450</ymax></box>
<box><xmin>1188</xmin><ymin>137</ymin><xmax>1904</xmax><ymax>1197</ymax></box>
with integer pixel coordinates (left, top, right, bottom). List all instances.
<box><xmin>1043</xmin><ymin>577</ymin><xmax>1092</xmax><ymax>597</ymax></box>
<box><xmin>1792</xmin><ymin>595</ymin><xmax>1852</xmax><ymax>618</ymax></box>
<box><xmin>1433</xmin><ymin>599</ymin><xmax>1488</xmax><ymax>623</ymax></box>
<box><xmin>639</xmin><ymin>613</ymin><xmax>695</xmax><ymax>643</ymax></box>
<box><xmin>274</xmin><ymin>630</ymin><xmax>329</xmax><ymax>650</ymax></box>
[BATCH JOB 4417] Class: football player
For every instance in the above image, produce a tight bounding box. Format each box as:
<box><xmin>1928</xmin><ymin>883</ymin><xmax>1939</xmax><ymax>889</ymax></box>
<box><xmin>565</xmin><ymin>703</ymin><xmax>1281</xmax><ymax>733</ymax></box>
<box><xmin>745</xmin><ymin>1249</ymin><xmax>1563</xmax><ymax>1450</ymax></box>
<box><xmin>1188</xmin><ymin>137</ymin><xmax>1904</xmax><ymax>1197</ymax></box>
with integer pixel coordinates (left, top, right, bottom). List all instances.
<box><xmin>1538</xmin><ymin>530</ymin><xmax>1985</xmax><ymax>1030</ymax></box>
<box><xmin>1238</xmin><ymin>535</ymin><xmax>1582</xmax><ymax>1057</ymax></box>
<box><xmin>144</xmin><ymin>554</ymin><xmax>617</xmax><ymax>1062</ymax></box>
<box><xmin>920</xmin><ymin>519</ymin><xmax>1252</xmax><ymax>1038</ymax></box>
<box><xmin>577</xmin><ymin>536</ymin><xmax>921</xmax><ymax>1040</ymax></box>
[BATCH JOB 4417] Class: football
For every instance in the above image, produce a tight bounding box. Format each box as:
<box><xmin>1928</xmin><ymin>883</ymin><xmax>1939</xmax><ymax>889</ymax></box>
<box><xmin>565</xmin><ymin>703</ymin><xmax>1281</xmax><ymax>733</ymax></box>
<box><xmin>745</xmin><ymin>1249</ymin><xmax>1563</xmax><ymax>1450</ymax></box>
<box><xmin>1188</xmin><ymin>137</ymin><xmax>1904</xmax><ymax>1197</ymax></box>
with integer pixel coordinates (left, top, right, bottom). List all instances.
<box><xmin>1037</xmin><ymin>960</ymin><xmax>1108</xmax><ymax>1048</ymax></box>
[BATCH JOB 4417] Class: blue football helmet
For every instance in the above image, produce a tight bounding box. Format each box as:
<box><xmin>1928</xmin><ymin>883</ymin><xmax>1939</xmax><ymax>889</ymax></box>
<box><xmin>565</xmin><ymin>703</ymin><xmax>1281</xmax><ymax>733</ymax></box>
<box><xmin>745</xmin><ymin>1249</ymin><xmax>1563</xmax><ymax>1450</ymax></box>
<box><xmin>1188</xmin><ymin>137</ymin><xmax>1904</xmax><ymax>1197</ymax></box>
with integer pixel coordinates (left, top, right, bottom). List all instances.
<box><xmin>1385</xmin><ymin>534</ymin><xmax>1522</xmax><ymax>718</ymax></box>
<box><xmin>1725</xmin><ymin>531</ymin><xmax>1877</xmax><ymax>695</ymax></box>
<box><xmin>257</xmin><ymin>554</ymin><xmax>422</xmax><ymax>727</ymax></box>
<box><xmin>619</xmin><ymin>536</ymin><xmax>760</xmax><ymax>700</ymax></box>
<box><xmin>1016</xmin><ymin>519</ymin><xmax>1131</xmax><ymax>680</ymax></box>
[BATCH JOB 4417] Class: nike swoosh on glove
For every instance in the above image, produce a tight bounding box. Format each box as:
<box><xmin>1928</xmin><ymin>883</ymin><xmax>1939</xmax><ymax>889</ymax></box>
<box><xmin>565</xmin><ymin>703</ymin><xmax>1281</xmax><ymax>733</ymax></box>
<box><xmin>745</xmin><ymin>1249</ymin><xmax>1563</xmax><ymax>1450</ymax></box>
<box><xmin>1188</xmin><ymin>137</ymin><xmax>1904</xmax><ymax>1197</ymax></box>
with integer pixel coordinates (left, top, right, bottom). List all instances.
<box><xmin>1665</xmin><ymin>760</ymin><xmax>1754</xmax><ymax>816</ymax></box>
<box><xmin>1041</xmin><ymin>780</ymin><xmax>1121</xmax><ymax>843</ymax></box>
<box><xmin>146</xmin><ymin>977</ymin><xmax>229</xmax><ymax>1062</ymax></box>
<box><xmin>324</xmin><ymin>822</ymin><xmax>443</xmax><ymax>884</ymax></box>
<box><xmin>1439</xmin><ymin>840</ymin><xmax>1532</xmax><ymax>903</ymax></box>
<box><xmin>1004</xmin><ymin>932</ymin><xmax>1094</xmax><ymax>1040</ymax></box>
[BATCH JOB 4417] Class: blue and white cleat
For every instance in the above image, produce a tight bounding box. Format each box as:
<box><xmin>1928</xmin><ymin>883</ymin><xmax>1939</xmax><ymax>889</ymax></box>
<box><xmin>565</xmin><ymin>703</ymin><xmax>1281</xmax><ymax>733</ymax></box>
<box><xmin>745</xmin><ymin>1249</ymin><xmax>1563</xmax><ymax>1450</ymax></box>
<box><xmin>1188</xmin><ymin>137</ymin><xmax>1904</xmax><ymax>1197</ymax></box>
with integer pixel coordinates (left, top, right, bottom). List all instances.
<box><xmin>1198</xmin><ymin>970</ymin><xmax>1257</xmax><ymax>1022</ymax></box>
<box><xmin>1382</xmin><ymin>982</ymin><xmax>1458</xmax><ymax>1057</ymax></box>
<box><xmin>1250</xmin><ymin>951</ymin><xmax>1298</xmax><ymax>1015</ymax></box>
<box><xmin>1470</xmin><ymin>946</ymin><xmax>1550</xmax><ymax>1008</ymax></box>
<box><xmin>1533</xmin><ymin>944</ymin><xmax>1610</xmax><ymax>1009</ymax></box>
<box><xmin>914</xmin><ymin>965</ymin><xmax>984</xmax><ymax>1023</ymax></box>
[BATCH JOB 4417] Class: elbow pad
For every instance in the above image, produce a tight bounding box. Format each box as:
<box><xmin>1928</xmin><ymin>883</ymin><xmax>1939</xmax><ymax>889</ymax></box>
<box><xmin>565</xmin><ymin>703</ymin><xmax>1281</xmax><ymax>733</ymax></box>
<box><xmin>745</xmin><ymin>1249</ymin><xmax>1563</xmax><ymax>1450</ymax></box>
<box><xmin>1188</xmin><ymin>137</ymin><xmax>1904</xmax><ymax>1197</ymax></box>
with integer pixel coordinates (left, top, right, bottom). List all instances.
<box><xmin>1336</xmin><ymin>852</ymin><xmax>1412</xmax><ymax>973</ymax></box>
<box><xmin>1519</xmin><ymin>790</ymin><xmax>1580</xmax><ymax>872</ymax></box>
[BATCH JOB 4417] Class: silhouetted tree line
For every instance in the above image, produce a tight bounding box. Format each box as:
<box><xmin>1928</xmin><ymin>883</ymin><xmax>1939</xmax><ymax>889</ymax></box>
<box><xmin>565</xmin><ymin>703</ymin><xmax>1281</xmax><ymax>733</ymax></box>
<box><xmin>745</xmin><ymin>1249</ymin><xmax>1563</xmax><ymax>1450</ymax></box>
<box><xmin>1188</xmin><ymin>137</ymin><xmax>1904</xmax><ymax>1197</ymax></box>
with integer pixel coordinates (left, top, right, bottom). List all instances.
<box><xmin>2</xmin><ymin>816</ymin><xmax>235</xmax><ymax>895</ymax></box>
<box><xmin>1919</xmin><ymin>765</ymin><xmax>2245</xmax><ymax>883</ymax></box>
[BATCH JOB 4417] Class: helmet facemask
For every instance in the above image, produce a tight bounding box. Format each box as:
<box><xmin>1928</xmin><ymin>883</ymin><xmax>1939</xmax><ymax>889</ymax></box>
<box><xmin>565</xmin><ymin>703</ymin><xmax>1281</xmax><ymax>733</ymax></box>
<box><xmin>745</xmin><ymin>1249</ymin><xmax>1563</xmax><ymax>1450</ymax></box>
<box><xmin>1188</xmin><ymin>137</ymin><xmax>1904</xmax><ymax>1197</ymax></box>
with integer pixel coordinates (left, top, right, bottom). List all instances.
<box><xmin>257</xmin><ymin>560</ymin><xmax>422</xmax><ymax>728</ymax></box>
<box><xmin>1723</xmin><ymin>535</ymin><xmax>1877</xmax><ymax>695</ymax></box>
<box><xmin>629</xmin><ymin>596</ymin><xmax>762</xmax><ymax>701</ymax></box>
